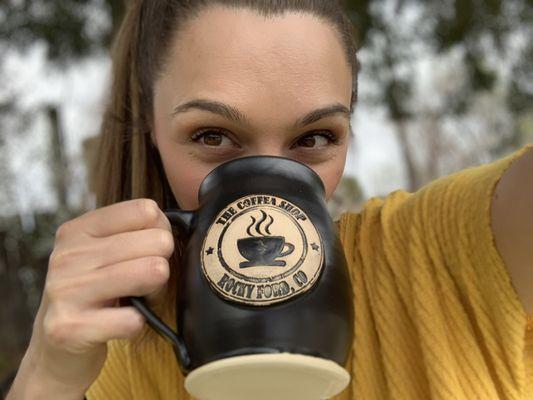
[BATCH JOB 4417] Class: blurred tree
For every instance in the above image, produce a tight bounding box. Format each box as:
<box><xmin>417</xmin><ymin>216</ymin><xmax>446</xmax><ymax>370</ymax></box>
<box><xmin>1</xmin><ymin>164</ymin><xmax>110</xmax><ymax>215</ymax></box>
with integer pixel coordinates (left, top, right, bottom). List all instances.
<box><xmin>0</xmin><ymin>0</ymin><xmax>125</xmax><ymax>63</ymax></box>
<box><xmin>328</xmin><ymin>176</ymin><xmax>365</xmax><ymax>220</ymax></box>
<box><xmin>0</xmin><ymin>0</ymin><xmax>126</xmax><ymax>212</ymax></box>
<box><xmin>344</xmin><ymin>0</ymin><xmax>532</xmax><ymax>190</ymax></box>
<box><xmin>0</xmin><ymin>0</ymin><xmax>126</xmax><ymax>384</ymax></box>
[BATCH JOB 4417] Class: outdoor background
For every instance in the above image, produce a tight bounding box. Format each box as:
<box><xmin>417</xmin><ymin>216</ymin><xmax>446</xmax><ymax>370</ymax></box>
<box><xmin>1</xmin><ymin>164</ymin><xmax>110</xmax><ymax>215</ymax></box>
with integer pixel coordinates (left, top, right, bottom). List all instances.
<box><xmin>0</xmin><ymin>0</ymin><xmax>531</xmax><ymax>391</ymax></box>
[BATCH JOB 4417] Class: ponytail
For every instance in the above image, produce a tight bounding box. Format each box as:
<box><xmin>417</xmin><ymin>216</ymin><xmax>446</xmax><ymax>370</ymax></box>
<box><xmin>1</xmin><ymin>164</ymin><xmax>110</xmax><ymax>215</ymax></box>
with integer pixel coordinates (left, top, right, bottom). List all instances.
<box><xmin>94</xmin><ymin>1</ymin><xmax>176</xmax><ymax>210</ymax></box>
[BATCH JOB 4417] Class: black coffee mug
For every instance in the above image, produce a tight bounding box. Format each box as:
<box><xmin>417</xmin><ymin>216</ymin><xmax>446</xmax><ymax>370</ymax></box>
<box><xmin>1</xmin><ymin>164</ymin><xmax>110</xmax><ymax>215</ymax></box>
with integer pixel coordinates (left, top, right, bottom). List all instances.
<box><xmin>130</xmin><ymin>156</ymin><xmax>354</xmax><ymax>399</ymax></box>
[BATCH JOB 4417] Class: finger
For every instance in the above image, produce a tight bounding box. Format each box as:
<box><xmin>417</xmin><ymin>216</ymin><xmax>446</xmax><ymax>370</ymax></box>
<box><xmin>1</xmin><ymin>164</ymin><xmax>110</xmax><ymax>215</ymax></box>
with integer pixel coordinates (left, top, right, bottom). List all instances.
<box><xmin>58</xmin><ymin>199</ymin><xmax>171</xmax><ymax>240</ymax></box>
<box><xmin>54</xmin><ymin>257</ymin><xmax>170</xmax><ymax>307</ymax></box>
<box><xmin>50</xmin><ymin>228</ymin><xmax>175</xmax><ymax>274</ymax></box>
<box><xmin>82</xmin><ymin>307</ymin><xmax>147</xmax><ymax>344</ymax></box>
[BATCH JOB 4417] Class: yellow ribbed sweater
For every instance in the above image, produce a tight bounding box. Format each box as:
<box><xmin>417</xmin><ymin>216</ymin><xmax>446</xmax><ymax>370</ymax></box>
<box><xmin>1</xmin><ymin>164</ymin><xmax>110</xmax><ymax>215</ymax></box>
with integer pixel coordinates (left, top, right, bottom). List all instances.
<box><xmin>87</xmin><ymin>146</ymin><xmax>533</xmax><ymax>399</ymax></box>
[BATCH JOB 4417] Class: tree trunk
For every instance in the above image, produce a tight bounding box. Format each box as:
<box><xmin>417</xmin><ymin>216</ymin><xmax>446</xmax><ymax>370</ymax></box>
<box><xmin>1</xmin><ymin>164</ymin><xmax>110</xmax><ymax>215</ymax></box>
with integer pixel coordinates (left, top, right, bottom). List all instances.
<box><xmin>394</xmin><ymin>119</ymin><xmax>419</xmax><ymax>192</ymax></box>
<box><xmin>46</xmin><ymin>105</ymin><xmax>70</xmax><ymax>211</ymax></box>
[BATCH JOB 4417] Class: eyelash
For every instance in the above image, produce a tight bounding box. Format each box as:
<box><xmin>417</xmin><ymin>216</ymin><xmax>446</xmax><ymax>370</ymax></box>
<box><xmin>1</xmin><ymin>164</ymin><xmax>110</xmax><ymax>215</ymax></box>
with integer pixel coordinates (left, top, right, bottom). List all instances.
<box><xmin>191</xmin><ymin>128</ymin><xmax>236</xmax><ymax>146</ymax></box>
<box><xmin>190</xmin><ymin>128</ymin><xmax>339</xmax><ymax>148</ymax></box>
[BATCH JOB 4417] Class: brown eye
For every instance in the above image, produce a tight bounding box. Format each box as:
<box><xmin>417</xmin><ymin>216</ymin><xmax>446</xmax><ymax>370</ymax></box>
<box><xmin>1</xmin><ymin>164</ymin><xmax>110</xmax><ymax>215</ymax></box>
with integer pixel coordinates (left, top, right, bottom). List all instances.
<box><xmin>295</xmin><ymin>132</ymin><xmax>335</xmax><ymax>148</ymax></box>
<box><xmin>191</xmin><ymin>128</ymin><xmax>233</xmax><ymax>147</ymax></box>
<box><xmin>298</xmin><ymin>136</ymin><xmax>317</xmax><ymax>148</ymax></box>
<box><xmin>203</xmin><ymin>132</ymin><xmax>223</xmax><ymax>146</ymax></box>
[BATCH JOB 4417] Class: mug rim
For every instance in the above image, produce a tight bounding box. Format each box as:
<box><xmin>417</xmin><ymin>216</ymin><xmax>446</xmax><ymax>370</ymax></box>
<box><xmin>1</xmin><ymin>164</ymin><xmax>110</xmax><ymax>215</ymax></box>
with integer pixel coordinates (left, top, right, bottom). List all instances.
<box><xmin>197</xmin><ymin>155</ymin><xmax>326</xmax><ymax>202</ymax></box>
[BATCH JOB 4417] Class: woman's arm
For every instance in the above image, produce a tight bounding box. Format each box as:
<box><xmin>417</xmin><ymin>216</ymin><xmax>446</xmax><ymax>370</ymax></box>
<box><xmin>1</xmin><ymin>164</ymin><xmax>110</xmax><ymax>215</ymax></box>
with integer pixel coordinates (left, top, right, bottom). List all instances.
<box><xmin>492</xmin><ymin>147</ymin><xmax>533</xmax><ymax>315</ymax></box>
<box><xmin>6</xmin><ymin>347</ymin><xmax>87</xmax><ymax>399</ymax></box>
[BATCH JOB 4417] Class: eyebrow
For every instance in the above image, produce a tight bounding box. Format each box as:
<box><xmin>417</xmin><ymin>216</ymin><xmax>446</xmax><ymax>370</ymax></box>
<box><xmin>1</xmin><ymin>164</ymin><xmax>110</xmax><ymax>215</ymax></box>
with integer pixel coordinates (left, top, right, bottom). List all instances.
<box><xmin>170</xmin><ymin>99</ymin><xmax>351</xmax><ymax>129</ymax></box>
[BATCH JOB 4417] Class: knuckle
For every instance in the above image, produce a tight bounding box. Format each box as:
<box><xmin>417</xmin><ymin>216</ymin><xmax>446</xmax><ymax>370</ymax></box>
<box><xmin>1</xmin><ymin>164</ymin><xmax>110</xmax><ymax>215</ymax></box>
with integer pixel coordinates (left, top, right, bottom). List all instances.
<box><xmin>55</xmin><ymin>220</ymin><xmax>74</xmax><ymax>242</ymax></box>
<box><xmin>49</xmin><ymin>248</ymin><xmax>77</xmax><ymax>270</ymax></box>
<box><xmin>43</xmin><ymin>312</ymin><xmax>80</xmax><ymax>348</ymax></box>
<box><xmin>138</xmin><ymin>199</ymin><xmax>159</xmax><ymax>225</ymax></box>
<box><xmin>48</xmin><ymin>249</ymin><xmax>61</xmax><ymax>268</ymax></box>
<box><xmin>124</xmin><ymin>310</ymin><xmax>145</xmax><ymax>336</ymax></box>
<box><xmin>44</xmin><ymin>279</ymin><xmax>68</xmax><ymax>303</ymax></box>
<box><xmin>147</xmin><ymin>257</ymin><xmax>169</xmax><ymax>283</ymax></box>
<box><xmin>157</xmin><ymin>230</ymin><xmax>174</xmax><ymax>255</ymax></box>
<box><xmin>44</xmin><ymin>280</ymin><xmax>60</xmax><ymax>301</ymax></box>
<box><xmin>49</xmin><ymin>250</ymin><xmax>65</xmax><ymax>269</ymax></box>
<box><xmin>45</xmin><ymin>276</ymin><xmax>83</xmax><ymax>303</ymax></box>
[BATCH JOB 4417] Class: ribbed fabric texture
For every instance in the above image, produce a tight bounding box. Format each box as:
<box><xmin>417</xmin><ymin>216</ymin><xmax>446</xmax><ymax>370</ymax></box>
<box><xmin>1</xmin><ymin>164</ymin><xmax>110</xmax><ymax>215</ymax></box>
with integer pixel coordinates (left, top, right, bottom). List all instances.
<box><xmin>86</xmin><ymin>146</ymin><xmax>533</xmax><ymax>400</ymax></box>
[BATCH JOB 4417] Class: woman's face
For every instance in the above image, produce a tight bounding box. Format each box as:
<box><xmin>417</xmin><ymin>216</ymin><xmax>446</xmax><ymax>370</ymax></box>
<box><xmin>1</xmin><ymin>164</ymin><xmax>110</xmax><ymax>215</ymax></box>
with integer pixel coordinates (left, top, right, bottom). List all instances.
<box><xmin>152</xmin><ymin>6</ymin><xmax>353</xmax><ymax>210</ymax></box>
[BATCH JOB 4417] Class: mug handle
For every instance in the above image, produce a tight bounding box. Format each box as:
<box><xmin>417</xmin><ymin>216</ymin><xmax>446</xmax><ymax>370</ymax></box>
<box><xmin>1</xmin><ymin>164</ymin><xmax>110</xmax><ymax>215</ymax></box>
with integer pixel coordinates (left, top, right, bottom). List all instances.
<box><xmin>279</xmin><ymin>242</ymin><xmax>295</xmax><ymax>257</ymax></box>
<box><xmin>129</xmin><ymin>209</ymin><xmax>196</xmax><ymax>375</ymax></box>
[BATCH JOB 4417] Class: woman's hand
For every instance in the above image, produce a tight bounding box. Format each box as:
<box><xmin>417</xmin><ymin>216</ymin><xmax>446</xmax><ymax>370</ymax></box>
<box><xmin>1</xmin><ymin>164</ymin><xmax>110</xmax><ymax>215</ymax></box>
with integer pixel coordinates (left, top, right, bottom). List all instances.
<box><xmin>7</xmin><ymin>199</ymin><xmax>174</xmax><ymax>399</ymax></box>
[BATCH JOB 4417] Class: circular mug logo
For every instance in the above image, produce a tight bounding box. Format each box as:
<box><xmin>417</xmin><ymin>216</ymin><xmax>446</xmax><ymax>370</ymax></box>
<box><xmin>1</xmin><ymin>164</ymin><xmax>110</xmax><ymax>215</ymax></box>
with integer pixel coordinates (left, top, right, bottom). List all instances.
<box><xmin>201</xmin><ymin>195</ymin><xmax>324</xmax><ymax>306</ymax></box>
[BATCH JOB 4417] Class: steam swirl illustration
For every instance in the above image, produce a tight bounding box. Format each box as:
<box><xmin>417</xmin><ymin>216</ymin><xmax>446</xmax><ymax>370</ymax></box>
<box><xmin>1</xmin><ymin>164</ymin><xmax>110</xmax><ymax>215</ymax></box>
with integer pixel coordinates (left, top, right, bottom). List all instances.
<box><xmin>246</xmin><ymin>210</ymin><xmax>274</xmax><ymax>237</ymax></box>
<box><xmin>238</xmin><ymin>210</ymin><xmax>295</xmax><ymax>268</ymax></box>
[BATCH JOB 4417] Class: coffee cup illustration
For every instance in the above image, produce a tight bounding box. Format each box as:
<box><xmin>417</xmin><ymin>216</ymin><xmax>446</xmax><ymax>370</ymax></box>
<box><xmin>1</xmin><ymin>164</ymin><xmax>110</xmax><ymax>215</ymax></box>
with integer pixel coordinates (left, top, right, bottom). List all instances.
<box><xmin>237</xmin><ymin>210</ymin><xmax>295</xmax><ymax>268</ymax></box>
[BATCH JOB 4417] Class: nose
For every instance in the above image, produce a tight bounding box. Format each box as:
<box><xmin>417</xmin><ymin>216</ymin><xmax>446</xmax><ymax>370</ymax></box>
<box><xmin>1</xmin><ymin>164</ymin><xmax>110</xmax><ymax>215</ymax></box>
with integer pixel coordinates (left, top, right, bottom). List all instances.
<box><xmin>243</xmin><ymin>143</ymin><xmax>287</xmax><ymax>159</ymax></box>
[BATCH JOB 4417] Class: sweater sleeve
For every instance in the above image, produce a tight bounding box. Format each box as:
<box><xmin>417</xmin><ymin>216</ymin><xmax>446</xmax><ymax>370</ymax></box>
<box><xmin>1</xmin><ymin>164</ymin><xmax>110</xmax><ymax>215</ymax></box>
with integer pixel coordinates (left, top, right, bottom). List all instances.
<box><xmin>339</xmin><ymin>145</ymin><xmax>532</xmax><ymax>400</ymax></box>
<box><xmin>85</xmin><ymin>339</ymin><xmax>131</xmax><ymax>399</ymax></box>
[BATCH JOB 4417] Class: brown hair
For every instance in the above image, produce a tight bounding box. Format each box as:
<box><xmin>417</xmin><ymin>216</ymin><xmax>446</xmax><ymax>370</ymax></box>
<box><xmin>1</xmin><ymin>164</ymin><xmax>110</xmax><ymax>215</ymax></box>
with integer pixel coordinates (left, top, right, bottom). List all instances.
<box><xmin>93</xmin><ymin>0</ymin><xmax>360</xmax><ymax>338</ymax></box>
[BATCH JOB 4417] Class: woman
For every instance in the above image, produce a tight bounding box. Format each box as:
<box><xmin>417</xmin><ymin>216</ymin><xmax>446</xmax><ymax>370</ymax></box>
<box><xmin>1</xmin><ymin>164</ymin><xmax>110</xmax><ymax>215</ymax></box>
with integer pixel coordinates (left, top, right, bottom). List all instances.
<box><xmin>7</xmin><ymin>1</ymin><xmax>533</xmax><ymax>399</ymax></box>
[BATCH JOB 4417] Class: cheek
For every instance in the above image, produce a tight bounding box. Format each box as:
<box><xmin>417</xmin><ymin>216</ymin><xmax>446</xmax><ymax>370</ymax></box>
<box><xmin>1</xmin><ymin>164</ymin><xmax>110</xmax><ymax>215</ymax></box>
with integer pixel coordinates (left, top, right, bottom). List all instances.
<box><xmin>165</xmin><ymin>164</ymin><xmax>204</xmax><ymax>210</ymax></box>
<box><xmin>312</xmin><ymin>151</ymin><xmax>348</xmax><ymax>201</ymax></box>
<box><xmin>158</xmin><ymin>145</ymin><xmax>211</xmax><ymax>210</ymax></box>
<box><xmin>153</xmin><ymin>110</ymin><xmax>213</xmax><ymax>210</ymax></box>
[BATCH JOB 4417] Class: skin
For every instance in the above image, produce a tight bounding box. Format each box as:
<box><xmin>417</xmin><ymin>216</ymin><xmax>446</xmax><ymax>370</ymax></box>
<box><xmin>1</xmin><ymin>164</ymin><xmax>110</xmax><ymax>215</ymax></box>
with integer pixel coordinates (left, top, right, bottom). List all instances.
<box><xmin>491</xmin><ymin>147</ymin><xmax>533</xmax><ymax>315</ymax></box>
<box><xmin>152</xmin><ymin>6</ymin><xmax>353</xmax><ymax>210</ymax></box>
<box><xmin>7</xmin><ymin>8</ymin><xmax>353</xmax><ymax>398</ymax></box>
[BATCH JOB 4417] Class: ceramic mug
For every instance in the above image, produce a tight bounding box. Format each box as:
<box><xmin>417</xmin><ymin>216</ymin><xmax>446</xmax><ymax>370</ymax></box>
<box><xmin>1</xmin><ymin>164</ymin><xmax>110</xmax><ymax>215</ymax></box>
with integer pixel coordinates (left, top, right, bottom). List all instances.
<box><xmin>131</xmin><ymin>156</ymin><xmax>354</xmax><ymax>400</ymax></box>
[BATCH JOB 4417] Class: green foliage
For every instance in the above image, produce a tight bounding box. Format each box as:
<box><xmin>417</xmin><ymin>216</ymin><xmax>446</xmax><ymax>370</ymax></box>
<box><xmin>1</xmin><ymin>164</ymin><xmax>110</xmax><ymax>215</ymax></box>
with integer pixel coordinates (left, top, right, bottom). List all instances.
<box><xmin>0</xmin><ymin>0</ymin><xmax>125</xmax><ymax>64</ymax></box>
<box><xmin>344</xmin><ymin>0</ymin><xmax>531</xmax><ymax>118</ymax></box>
<box><xmin>507</xmin><ymin>40</ymin><xmax>533</xmax><ymax>114</ymax></box>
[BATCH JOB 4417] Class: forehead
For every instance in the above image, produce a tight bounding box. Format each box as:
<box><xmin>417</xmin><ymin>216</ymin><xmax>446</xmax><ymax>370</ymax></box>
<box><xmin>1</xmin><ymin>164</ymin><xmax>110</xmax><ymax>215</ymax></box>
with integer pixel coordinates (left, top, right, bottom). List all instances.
<box><xmin>155</xmin><ymin>5</ymin><xmax>352</xmax><ymax>114</ymax></box>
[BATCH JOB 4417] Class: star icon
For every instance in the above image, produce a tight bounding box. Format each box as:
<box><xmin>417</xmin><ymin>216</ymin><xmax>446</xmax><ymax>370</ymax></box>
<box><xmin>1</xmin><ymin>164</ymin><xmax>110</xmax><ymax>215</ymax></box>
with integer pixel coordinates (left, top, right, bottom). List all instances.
<box><xmin>311</xmin><ymin>243</ymin><xmax>320</xmax><ymax>251</ymax></box>
<box><xmin>206</xmin><ymin>247</ymin><xmax>214</xmax><ymax>255</ymax></box>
